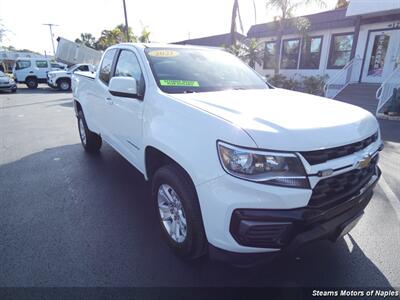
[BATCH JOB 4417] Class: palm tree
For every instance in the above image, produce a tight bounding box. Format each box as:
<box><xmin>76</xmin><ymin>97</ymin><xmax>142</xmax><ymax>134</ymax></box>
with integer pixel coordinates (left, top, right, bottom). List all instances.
<box><xmin>241</xmin><ymin>39</ymin><xmax>265</xmax><ymax>69</ymax></box>
<box><xmin>138</xmin><ymin>26</ymin><xmax>151</xmax><ymax>43</ymax></box>
<box><xmin>265</xmin><ymin>0</ymin><xmax>326</xmax><ymax>74</ymax></box>
<box><xmin>75</xmin><ymin>33</ymin><xmax>96</xmax><ymax>49</ymax></box>
<box><xmin>230</xmin><ymin>0</ymin><xmax>244</xmax><ymax>46</ymax></box>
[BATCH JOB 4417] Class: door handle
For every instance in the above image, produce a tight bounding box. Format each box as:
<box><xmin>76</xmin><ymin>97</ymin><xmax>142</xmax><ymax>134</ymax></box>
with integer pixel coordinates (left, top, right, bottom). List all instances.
<box><xmin>105</xmin><ymin>97</ymin><xmax>113</xmax><ymax>105</ymax></box>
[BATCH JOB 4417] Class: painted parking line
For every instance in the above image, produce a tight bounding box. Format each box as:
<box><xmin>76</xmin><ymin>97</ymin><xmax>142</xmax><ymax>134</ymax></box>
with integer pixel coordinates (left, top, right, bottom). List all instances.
<box><xmin>379</xmin><ymin>174</ymin><xmax>400</xmax><ymax>221</ymax></box>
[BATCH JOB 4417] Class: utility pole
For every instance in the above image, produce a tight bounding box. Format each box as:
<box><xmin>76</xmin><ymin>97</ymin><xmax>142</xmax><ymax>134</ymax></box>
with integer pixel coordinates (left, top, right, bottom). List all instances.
<box><xmin>122</xmin><ymin>0</ymin><xmax>129</xmax><ymax>42</ymax></box>
<box><xmin>43</xmin><ymin>23</ymin><xmax>58</xmax><ymax>56</ymax></box>
<box><xmin>252</xmin><ymin>0</ymin><xmax>257</xmax><ymax>24</ymax></box>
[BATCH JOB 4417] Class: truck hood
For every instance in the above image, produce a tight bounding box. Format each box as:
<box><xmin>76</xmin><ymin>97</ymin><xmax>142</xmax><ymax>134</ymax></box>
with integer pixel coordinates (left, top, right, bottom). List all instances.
<box><xmin>171</xmin><ymin>88</ymin><xmax>378</xmax><ymax>151</ymax></box>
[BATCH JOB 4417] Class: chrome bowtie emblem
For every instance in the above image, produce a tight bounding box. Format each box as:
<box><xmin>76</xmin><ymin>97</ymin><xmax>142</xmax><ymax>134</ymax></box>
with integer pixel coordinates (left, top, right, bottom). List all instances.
<box><xmin>356</xmin><ymin>154</ymin><xmax>372</xmax><ymax>169</ymax></box>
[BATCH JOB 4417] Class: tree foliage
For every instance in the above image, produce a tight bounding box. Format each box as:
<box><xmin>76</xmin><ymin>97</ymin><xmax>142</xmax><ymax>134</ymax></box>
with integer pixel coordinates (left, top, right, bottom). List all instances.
<box><xmin>335</xmin><ymin>0</ymin><xmax>349</xmax><ymax>9</ymax></box>
<box><xmin>75</xmin><ymin>33</ymin><xmax>96</xmax><ymax>49</ymax></box>
<box><xmin>75</xmin><ymin>24</ymin><xmax>151</xmax><ymax>51</ymax></box>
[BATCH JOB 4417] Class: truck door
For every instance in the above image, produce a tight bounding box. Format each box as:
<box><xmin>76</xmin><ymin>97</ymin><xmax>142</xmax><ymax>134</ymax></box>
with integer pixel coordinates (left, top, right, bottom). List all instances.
<box><xmin>90</xmin><ymin>48</ymin><xmax>118</xmax><ymax>143</ymax></box>
<box><xmin>107</xmin><ymin>49</ymin><xmax>145</xmax><ymax>169</ymax></box>
<box><xmin>35</xmin><ymin>60</ymin><xmax>50</xmax><ymax>80</ymax></box>
<box><xmin>14</xmin><ymin>60</ymin><xmax>32</xmax><ymax>82</ymax></box>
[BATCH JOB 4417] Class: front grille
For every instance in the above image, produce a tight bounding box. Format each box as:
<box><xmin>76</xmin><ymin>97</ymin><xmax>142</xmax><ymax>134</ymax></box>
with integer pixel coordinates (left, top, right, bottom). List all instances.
<box><xmin>300</xmin><ymin>132</ymin><xmax>378</xmax><ymax>165</ymax></box>
<box><xmin>308</xmin><ymin>156</ymin><xmax>378</xmax><ymax>208</ymax></box>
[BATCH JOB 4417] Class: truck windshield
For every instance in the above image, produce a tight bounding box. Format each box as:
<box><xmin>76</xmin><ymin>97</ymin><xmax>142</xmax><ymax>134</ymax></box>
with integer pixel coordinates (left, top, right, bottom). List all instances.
<box><xmin>145</xmin><ymin>47</ymin><xmax>268</xmax><ymax>93</ymax></box>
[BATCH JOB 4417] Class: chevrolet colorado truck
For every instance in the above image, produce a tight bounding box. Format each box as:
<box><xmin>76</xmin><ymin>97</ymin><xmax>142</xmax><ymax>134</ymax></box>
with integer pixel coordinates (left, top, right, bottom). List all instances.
<box><xmin>72</xmin><ymin>43</ymin><xmax>382</xmax><ymax>265</ymax></box>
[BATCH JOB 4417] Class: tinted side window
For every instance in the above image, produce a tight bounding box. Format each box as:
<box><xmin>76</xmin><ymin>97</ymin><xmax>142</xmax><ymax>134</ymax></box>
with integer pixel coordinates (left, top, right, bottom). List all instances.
<box><xmin>99</xmin><ymin>49</ymin><xmax>117</xmax><ymax>85</ymax></box>
<box><xmin>115</xmin><ymin>50</ymin><xmax>145</xmax><ymax>97</ymax></box>
<box><xmin>77</xmin><ymin>65</ymin><xmax>89</xmax><ymax>72</ymax></box>
<box><xmin>16</xmin><ymin>60</ymin><xmax>31</xmax><ymax>70</ymax></box>
<box><xmin>36</xmin><ymin>60</ymin><xmax>48</xmax><ymax>68</ymax></box>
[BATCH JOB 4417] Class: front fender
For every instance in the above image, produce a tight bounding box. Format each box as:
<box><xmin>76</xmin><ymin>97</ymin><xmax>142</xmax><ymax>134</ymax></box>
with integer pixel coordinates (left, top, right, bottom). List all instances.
<box><xmin>142</xmin><ymin>94</ymin><xmax>256</xmax><ymax>186</ymax></box>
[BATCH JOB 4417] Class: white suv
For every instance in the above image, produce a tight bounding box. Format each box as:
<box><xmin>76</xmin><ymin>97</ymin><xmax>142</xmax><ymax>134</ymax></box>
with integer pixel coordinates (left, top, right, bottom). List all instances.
<box><xmin>13</xmin><ymin>58</ymin><xmax>63</xmax><ymax>89</ymax></box>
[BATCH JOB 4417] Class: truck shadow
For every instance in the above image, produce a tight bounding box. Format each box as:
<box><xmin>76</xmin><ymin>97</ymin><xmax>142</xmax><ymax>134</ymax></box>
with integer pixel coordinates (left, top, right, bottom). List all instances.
<box><xmin>0</xmin><ymin>143</ymin><xmax>394</xmax><ymax>287</ymax></box>
<box><xmin>14</xmin><ymin>85</ymin><xmax>71</xmax><ymax>95</ymax></box>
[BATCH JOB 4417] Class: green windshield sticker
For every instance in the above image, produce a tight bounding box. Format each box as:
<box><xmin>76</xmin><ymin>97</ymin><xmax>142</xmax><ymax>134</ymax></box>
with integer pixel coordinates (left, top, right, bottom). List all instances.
<box><xmin>160</xmin><ymin>80</ymin><xmax>200</xmax><ymax>87</ymax></box>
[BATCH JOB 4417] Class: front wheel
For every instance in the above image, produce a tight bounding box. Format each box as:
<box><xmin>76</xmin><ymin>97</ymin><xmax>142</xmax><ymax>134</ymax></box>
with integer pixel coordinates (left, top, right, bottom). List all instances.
<box><xmin>58</xmin><ymin>79</ymin><xmax>71</xmax><ymax>91</ymax></box>
<box><xmin>77</xmin><ymin>110</ymin><xmax>102</xmax><ymax>153</ymax></box>
<box><xmin>152</xmin><ymin>164</ymin><xmax>207</xmax><ymax>260</ymax></box>
<box><xmin>26</xmin><ymin>77</ymin><xmax>38</xmax><ymax>89</ymax></box>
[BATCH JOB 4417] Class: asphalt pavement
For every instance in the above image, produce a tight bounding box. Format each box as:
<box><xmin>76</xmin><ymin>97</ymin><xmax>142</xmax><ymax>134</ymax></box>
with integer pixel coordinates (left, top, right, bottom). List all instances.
<box><xmin>0</xmin><ymin>86</ymin><xmax>399</xmax><ymax>288</ymax></box>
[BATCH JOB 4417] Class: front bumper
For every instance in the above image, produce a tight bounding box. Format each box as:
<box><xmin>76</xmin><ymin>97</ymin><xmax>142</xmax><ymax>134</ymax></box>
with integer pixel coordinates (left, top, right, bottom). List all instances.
<box><xmin>209</xmin><ymin>167</ymin><xmax>380</xmax><ymax>265</ymax></box>
<box><xmin>0</xmin><ymin>83</ymin><xmax>16</xmax><ymax>90</ymax></box>
<box><xmin>47</xmin><ymin>78</ymin><xmax>57</xmax><ymax>88</ymax></box>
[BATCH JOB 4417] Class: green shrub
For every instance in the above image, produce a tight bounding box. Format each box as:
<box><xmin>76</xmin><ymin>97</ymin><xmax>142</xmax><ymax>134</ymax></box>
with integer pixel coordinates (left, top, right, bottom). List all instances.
<box><xmin>267</xmin><ymin>74</ymin><xmax>301</xmax><ymax>91</ymax></box>
<box><xmin>266</xmin><ymin>74</ymin><xmax>329</xmax><ymax>96</ymax></box>
<box><xmin>301</xmin><ymin>75</ymin><xmax>329</xmax><ymax>96</ymax></box>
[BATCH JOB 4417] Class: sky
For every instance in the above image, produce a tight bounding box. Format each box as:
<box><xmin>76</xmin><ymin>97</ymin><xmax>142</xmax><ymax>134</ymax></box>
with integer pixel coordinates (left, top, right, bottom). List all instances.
<box><xmin>0</xmin><ymin>0</ymin><xmax>337</xmax><ymax>55</ymax></box>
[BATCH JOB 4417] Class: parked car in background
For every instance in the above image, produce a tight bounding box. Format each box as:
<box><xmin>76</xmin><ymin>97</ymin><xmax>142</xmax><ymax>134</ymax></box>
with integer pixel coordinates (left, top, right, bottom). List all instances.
<box><xmin>73</xmin><ymin>44</ymin><xmax>383</xmax><ymax>265</ymax></box>
<box><xmin>48</xmin><ymin>63</ymin><xmax>95</xmax><ymax>91</ymax></box>
<box><xmin>13</xmin><ymin>57</ymin><xmax>64</xmax><ymax>89</ymax></box>
<box><xmin>0</xmin><ymin>71</ymin><xmax>17</xmax><ymax>93</ymax></box>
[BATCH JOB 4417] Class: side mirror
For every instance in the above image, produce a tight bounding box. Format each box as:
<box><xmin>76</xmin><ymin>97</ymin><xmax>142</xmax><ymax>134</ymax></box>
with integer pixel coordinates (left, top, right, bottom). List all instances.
<box><xmin>109</xmin><ymin>77</ymin><xmax>138</xmax><ymax>99</ymax></box>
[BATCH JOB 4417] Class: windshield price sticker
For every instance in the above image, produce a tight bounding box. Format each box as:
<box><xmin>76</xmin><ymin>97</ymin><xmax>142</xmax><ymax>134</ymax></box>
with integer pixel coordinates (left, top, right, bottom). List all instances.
<box><xmin>160</xmin><ymin>80</ymin><xmax>200</xmax><ymax>87</ymax></box>
<box><xmin>148</xmin><ymin>50</ymin><xmax>179</xmax><ymax>57</ymax></box>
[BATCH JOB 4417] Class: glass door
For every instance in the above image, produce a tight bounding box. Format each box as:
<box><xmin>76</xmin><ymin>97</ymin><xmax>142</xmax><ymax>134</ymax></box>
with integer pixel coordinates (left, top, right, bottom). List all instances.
<box><xmin>362</xmin><ymin>30</ymin><xmax>399</xmax><ymax>83</ymax></box>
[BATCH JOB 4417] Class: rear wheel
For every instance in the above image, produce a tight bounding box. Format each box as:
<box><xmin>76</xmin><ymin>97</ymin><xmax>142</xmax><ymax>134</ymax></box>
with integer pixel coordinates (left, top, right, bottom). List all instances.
<box><xmin>77</xmin><ymin>110</ymin><xmax>102</xmax><ymax>153</ymax></box>
<box><xmin>58</xmin><ymin>79</ymin><xmax>71</xmax><ymax>91</ymax></box>
<box><xmin>26</xmin><ymin>77</ymin><xmax>38</xmax><ymax>89</ymax></box>
<box><xmin>152</xmin><ymin>164</ymin><xmax>207</xmax><ymax>260</ymax></box>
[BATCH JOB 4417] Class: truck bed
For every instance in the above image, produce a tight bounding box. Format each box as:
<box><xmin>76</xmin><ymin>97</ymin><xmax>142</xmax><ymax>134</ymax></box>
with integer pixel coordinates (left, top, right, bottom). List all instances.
<box><xmin>74</xmin><ymin>71</ymin><xmax>96</xmax><ymax>80</ymax></box>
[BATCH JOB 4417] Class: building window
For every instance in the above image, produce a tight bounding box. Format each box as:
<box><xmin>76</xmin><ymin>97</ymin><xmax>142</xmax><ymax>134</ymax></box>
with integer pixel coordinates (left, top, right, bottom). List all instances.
<box><xmin>281</xmin><ymin>39</ymin><xmax>300</xmax><ymax>69</ymax></box>
<box><xmin>328</xmin><ymin>33</ymin><xmax>354</xmax><ymax>69</ymax></box>
<box><xmin>300</xmin><ymin>36</ymin><xmax>323</xmax><ymax>69</ymax></box>
<box><xmin>263</xmin><ymin>41</ymin><xmax>276</xmax><ymax>69</ymax></box>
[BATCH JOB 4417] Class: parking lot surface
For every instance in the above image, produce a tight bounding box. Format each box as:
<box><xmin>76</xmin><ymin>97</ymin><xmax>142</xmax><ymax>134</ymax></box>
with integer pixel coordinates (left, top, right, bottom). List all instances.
<box><xmin>1</xmin><ymin>86</ymin><xmax>399</xmax><ymax>287</ymax></box>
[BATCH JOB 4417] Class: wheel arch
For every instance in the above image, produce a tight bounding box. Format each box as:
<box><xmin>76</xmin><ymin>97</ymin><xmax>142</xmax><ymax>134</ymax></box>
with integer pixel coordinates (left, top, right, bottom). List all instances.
<box><xmin>144</xmin><ymin>146</ymin><xmax>196</xmax><ymax>189</ymax></box>
<box><xmin>25</xmin><ymin>75</ymin><xmax>38</xmax><ymax>82</ymax></box>
<box><xmin>56</xmin><ymin>77</ymin><xmax>71</xmax><ymax>85</ymax></box>
<box><xmin>73</xmin><ymin>99</ymin><xmax>83</xmax><ymax>117</ymax></box>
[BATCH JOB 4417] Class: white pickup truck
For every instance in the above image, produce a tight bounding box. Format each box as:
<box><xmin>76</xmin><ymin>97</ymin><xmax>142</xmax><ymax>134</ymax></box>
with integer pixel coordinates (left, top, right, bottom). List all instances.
<box><xmin>48</xmin><ymin>64</ymin><xmax>95</xmax><ymax>91</ymax></box>
<box><xmin>72</xmin><ymin>43</ymin><xmax>382</xmax><ymax>265</ymax></box>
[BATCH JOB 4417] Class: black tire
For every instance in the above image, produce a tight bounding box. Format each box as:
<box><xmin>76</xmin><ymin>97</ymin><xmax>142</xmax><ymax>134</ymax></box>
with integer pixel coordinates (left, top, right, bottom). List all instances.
<box><xmin>77</xmin><ymin>110</ymin><xmax>102</xmax><ymax>153</ymax></box>
<box><xmin>152</xmin><ymin>164</ymin><xmax>207</xmax><ymax>260</ymax></box>
<box><xmin>26</xmin><ymin>77</ymin><xmax>38</xmax><ymax>89</ymax></box>
<box><xmin>11</xmin><ymin>88</ymin><xmax>17</xmax><ymax>93</ymax></box>
<box><xmin>58</xmin><ymin>79</ymin><xmax>71</xmax><ymax>91</ymax></box>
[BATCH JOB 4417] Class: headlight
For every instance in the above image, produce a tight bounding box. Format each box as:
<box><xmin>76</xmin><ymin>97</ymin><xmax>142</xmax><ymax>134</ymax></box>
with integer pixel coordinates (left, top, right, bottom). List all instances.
<box><xmin>49</xmin><ymin>73</ymin><xmax>56</xmax><ymax>78</ymax></box>
<box><xmin>217</xmin><ymin>141</ymin><xmax>309</xmax><ymax>188</ymax></box>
